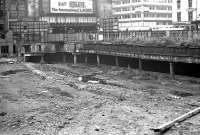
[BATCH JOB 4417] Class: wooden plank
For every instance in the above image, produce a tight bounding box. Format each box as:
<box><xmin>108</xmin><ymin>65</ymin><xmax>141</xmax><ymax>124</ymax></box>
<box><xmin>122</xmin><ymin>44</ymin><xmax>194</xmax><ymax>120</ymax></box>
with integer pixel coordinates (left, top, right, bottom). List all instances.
<box><xmin>151</xmin><ymin>107</ymin><xmax>200</xmax><ymax>133</ymax></box>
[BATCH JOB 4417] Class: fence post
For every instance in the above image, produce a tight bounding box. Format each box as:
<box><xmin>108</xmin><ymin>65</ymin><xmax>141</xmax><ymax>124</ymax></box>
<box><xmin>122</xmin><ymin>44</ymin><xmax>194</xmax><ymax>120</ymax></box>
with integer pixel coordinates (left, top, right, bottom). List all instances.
<box><xmin>188</xmin><ymin>30</ymin><xmax>192</xmax><ymax>40</ymax></box>
<box><xmin>97</xmin><ymin>54</ymin><xmax>100</xmax><ymax>66</ymax></box>
<box><xmin>148</xmin><ymin>30</ymin><xmax>152</xmax><ymax>40</ymax></box>
<box><xmin>166</xmin><ymin>30</ymin><xmax>170</xmax><ymax>38</ymax></box>
<box><xmin>40</xmin><ymin>54</ymin><xmax>45</xmax><ymax>64</ymax></box>
<box><xmin>0</xmin><ymin>46</ymin><xmax>1</xmax><ymax>57</ymax></box>
<box><xmin>85</xmin><ymin>54</ymin><xmax>88</xmax><ymax>64</ymax></box>
<box><xmin>115</xmin><ymin>56</ymin><xmax>119</xmax><ymax>67</ymax></box>
<box><xmin>73</xmin><ymin>54</ymin><xmax>77</xmax><ymax>65</ymax></box>
<box><xmin>139</xmin><ymin>58</ymin><xmax>142</xmax><ymax>71</ymax></box>
<box><xmin>193</xmin><ymin>31</ymin><xmax>198</xmax><ymax>42</ymax></box>
<box><xmin>170</xmin><ymin>62</ymin><xmax>175</xmax><ymax>79</ymax></box>
<box><xmin>63</xmin><ymin>53</ymin><xmax>66</xmax><ymax>63</ymax></box>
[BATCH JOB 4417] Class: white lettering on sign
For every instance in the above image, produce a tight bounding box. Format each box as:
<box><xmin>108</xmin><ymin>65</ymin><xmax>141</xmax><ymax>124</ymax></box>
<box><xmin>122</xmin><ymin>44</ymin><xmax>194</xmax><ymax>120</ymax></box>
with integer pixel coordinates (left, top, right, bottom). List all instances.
<box><xmin>50</xmin><ymin>0</ymin><xmax>93</xmax><ymax>14</ymax></box>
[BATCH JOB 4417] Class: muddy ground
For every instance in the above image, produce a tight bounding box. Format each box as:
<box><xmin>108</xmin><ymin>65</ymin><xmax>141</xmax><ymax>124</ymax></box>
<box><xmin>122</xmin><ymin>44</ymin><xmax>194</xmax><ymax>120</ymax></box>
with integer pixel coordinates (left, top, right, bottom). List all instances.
<box><xmin>0</xmin><ymin>60</ymin><xmax>200</xmax><ymax>135</ymax></box>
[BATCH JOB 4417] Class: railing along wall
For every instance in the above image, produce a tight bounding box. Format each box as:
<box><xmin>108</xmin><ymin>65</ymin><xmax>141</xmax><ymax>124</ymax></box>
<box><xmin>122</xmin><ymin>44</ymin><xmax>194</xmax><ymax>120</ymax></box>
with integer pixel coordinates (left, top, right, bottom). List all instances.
<box><xmin>103</xmin><ymin>30</ymin><xmax>200</xmax><ymax>43</ymax></box>
<box><xmin>80</xmin><ymin>43</ymin><xmax>200</xmax><ymax>58</ymax></box>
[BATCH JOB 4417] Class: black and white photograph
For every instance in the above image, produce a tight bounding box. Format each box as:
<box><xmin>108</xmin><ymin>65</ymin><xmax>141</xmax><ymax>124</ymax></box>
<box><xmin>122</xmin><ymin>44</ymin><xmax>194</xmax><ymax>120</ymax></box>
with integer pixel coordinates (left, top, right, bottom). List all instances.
<box><xmin>0</xmin><ymin>0</ymin><xmax>200</xmax><ymax>134</ymax></box>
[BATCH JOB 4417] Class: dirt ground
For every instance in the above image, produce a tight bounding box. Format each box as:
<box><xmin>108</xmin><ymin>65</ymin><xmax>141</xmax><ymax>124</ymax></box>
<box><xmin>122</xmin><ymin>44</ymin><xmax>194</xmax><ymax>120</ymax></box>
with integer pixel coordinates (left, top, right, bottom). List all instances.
<box><xmin>0</xmin><ymin>59</ymin><xmax>200</xmax><ymax>135</ymax></box>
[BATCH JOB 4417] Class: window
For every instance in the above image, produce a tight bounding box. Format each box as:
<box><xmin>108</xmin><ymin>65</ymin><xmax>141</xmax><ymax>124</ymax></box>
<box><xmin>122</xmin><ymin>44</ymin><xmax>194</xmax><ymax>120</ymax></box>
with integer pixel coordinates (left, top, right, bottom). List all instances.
<box><xmin>177</xmin><ymin>0</ymin><xmax>180</xmax><ymax>9</ymax></box>
<box><xmin>188</xmin><ymin>0</ymin><xmax>192</xmax><ymax>8</ymax></box>
<box><xmin>122</xmin><ymin>0</ymin><xmax>130</xmax><ymax>4</ymax></box>
<box><xmin>188</xmin><ymin>11</ymin><xmax>193</xmax><ymax>21</ymax></box>
<box><xmin>132</xmin><ymin>0</ymin><xmax>141</xmax><ymax>3</ymax></box>
<box><xmin>113</xmin><ymin>0</ymin><xmax>121</xmax><ymax>5</ymax></box>
<box><xmin>177</xmin><ymin>12</ymin><xmax>181</xmax><ymax>22</ymax></box>
<box><xmin>132</xmin><ymin>13</ymin><xmax>141</xmax><ymax>18</ymax></box>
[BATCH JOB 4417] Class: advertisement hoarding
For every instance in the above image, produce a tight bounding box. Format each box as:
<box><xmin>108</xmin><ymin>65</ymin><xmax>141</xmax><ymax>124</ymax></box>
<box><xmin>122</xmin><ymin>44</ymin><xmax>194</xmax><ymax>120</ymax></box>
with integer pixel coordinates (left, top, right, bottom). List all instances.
<box><xmin>50</xmin><ymin>0</ymin><xmax>94</xmax><ymax>14</ymax></box>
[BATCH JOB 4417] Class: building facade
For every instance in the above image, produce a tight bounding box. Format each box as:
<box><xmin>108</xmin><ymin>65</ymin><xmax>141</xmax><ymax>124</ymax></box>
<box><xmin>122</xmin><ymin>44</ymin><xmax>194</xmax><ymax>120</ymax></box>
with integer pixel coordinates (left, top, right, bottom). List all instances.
<box><xmin>172</xmin><ymin>0</ymin><xmax>200</xmax><ymax>23</ymax></box>
<box><xmin>0</xmin><ymin>0</ymin><xmax>14</xmax><ymax>57</ymax></box>
<box><xmin>7</xmin><ymin>0</ymin><xmax>98</xmax><ymax>54</ymax></box>
<box><xmin>39</xmin><ymin>0</ymin><xmax>98</xmax><ymax>50</ymax></box>
<box><xmin>97</xmin><ymin>0</ymin><xmax>112</xmax><ymax>18</ymax></box>
<box><xmin>112</xmin><ymin>0</ymin><xmax>173</xmax><ymax>31</ymax></box>
<box><xmin>0</xmin><ymin>0</ymin><xmax>8</xmax><ymax>33</ymax></box>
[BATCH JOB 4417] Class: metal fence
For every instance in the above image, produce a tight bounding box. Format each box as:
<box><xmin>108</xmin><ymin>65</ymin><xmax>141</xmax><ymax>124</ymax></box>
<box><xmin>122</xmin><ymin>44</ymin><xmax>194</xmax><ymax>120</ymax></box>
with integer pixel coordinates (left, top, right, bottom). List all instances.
<box><xmin>80</xmin><ymin>43</ymin><xmax>200</xmax><ymax>57</ymax></box>
<box><xmin>103</xmin><ymin>30</ymin><xmax>200</xmax><ymax>43</ymax></box>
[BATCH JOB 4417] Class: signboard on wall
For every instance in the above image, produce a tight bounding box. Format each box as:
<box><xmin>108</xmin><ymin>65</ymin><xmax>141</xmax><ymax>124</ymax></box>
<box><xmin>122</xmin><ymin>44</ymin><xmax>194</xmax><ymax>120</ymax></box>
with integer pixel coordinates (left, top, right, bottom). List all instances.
<box><xmin>50</xmin><ymin>0</ymin><xmax>94</xmax><ymax>14</ymax></box>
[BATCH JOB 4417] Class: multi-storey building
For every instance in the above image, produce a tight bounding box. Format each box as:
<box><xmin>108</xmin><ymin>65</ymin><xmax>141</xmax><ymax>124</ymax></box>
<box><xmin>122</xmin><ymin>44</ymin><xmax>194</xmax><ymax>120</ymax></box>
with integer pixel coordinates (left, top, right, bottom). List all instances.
<box><xmin>0</xmin><ymin>0</ymin><xmax>8</xmax><ymax>33</ymax></box>
<box><xmin>0</xmin><ymin>0</ymin><xmax>14</xmax><ymax>57</ymax></box>
<box><xmin>7</xmin><ymin>0</ymin><xmax>98</xmax><ymax>54</ymax></box>
<box><xmin>172</xmin><ymin>0</ymin><xmax>200</xmax><ymax>23</ymax></box>
<box><xmin>8</xmin><ymin>0</ymin><xmax>40</xmax><ymax>21</ymax></box>
<box><xmin>112</xmin><ymin>0</ymin><xmax>173</xmax><ymax>31</ymax></box>
<box><xmin>39</xmin><ymin>0</ymin><xmax>98</xmax><ymax>52</ymax></box>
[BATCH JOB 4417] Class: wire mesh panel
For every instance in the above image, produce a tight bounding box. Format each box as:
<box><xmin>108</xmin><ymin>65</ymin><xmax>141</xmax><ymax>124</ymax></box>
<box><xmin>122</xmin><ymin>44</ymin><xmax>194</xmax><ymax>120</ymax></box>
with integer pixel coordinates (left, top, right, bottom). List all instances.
<box><xmin>169</xmin><ymin>30</ymin><xmax>189</xmax><ymax>42</ymax></box>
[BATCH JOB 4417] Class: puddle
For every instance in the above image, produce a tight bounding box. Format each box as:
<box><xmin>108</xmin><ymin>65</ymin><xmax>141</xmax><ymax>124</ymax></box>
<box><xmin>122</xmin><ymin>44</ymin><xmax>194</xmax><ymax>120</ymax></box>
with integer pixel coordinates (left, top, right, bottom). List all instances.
<box><xmin>171</xmin><ymin>90</ymin><xmax>194</xmax><ymax>97</ymax></box>
<box><xmin>188</xmin><ymin>80</ymin><xmax>200</xmax><ymax>85</ymax></box>
<box><xmin>1</xmin><ymin>69</ymin><xmax>27</xmax><ymax>76</ymax></box>
<box><xmin>0</xmin><ymin>112</ymin><xmax>7</xmax><ymax>116</ymax></box>
<box><xmin>60</xmin><ymin>91</ymin><xmax>73</xmax><ymax>98</ymax></box>
<box><xmin>80</xmin><ymin>75</ymin><xmax>105</xmax><ymax>83</ymax></box>
<box><xmin>139</xmin><ymin>73</ymin><xmax>158</xmax><ymax>80</ymax></box>
<box><xmin>0</xmin><ymin>61</ymin><xmax>15</xmax><ymax>65</ymax></box>
<box><xmin>80</xmin><ymin>75</ymin><xmax>126</xmax><ymax>88</ymax></box>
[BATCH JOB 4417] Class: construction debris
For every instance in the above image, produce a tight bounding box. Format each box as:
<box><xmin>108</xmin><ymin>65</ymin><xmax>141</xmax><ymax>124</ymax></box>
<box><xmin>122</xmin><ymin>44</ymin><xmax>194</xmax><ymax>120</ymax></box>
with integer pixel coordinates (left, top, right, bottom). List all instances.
<box><xmin>24</xmin><ymin>63</ymin><xmax>49</xmax><ymax>79</ymax></box>
<box><xmin>151</xmin><ymin>107</ymin><xmax>200</xmax><ymax>133</ymax></box>
<box><xmin>1</xmin><ymin>61</ymin><xmax>200</xmax><ymax>135</ymax></box>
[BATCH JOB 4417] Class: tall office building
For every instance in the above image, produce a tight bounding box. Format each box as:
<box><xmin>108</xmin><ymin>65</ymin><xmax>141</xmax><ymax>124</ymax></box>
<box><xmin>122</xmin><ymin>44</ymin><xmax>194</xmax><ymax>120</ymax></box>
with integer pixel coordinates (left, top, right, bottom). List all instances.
<box><xmin>0</xmin><ymin>0</ymin><xmax>8</xmax><ymax>32</ymax></box>
<box><xmin>0</xmin><ymin>0</ymin><xmax>14</xmax><ymax>57</ymax></box>
<box><xmin>112</xmin><ymin>0</ymin><xmax>173</xmax><ymax>30</ymax></box>
<box><xmin>172</xmin><ymin>0</ymin><xmax>200</xmax><ymax>23</ymax></box>
<box><xmin>39</xmin><ymin>0</ymin><xmax>98</xmax><ymax>43</ymax></box>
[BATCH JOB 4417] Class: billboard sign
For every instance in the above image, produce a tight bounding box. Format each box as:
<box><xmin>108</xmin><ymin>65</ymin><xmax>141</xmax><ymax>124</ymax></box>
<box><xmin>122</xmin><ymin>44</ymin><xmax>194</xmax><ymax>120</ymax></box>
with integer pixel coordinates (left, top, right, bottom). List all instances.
<box><xmin>50</xmin><ymin>0</ymin><xmax>94</xmax><ymax>14</ymax></box>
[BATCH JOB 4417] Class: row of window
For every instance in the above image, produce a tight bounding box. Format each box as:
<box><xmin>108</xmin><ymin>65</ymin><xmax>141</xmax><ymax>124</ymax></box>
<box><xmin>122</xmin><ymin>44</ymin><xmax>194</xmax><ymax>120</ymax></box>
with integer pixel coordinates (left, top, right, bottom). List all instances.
<box><xmin>177</xmin><ymin>0</ymin><xmax>193</xmax><ymax>9</ymax></box>
<box><xmin>177</xmin><ymin>12</ymin><xmax>193</xmax><ymax>22</ymax></box>
<box><xmin>10</xmin><ymin>22</ymin><xmax>49</xmax><ymax>33</ymax></box>
<box><xmin>40</xmin><ymin>17</ymin><xmax>97</xmax><ymax>24</ymax></box>
<box><xmin>119</xmin><ymin>21</ymin><xmax>172</xmax><ymax>27</ymax></box>
<box><xmin>143</xmin><ymin>0</ymin><xmax>172</xmax><ymax>3</ymax></box>
<box><xmin>113</xmin><ymin>0</ymin><xmax>172</xmax><ymax>5</ymax></box>
<box><xmin>113</xmin><ymin>5</ymin><xmax>172</xmax><ymax>12</ymax></box>
<box><xmin>0</xmin><ymin>0</ymin><xmax>4</xmax><ymax>10</ymax></box>
<box><xmin>116</xmin><ymin>12</ymin><xmax>172</xmax><ymax>19</ymax></box>
<box><xmin>144</xmin><ymin>12</ymin><xmax>172</xmax><ymax>18</ymax></box>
